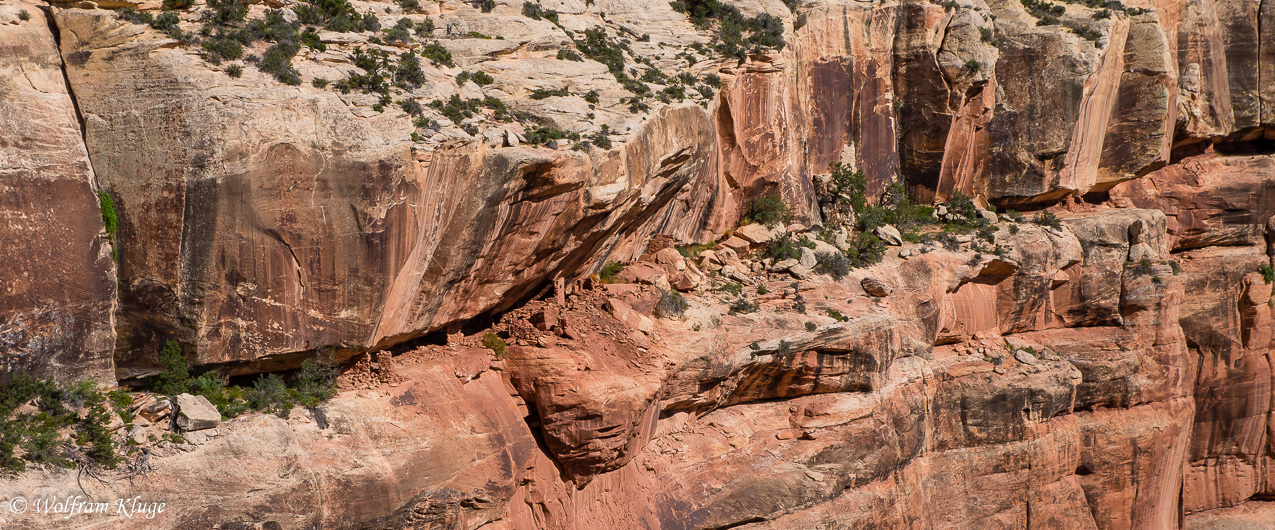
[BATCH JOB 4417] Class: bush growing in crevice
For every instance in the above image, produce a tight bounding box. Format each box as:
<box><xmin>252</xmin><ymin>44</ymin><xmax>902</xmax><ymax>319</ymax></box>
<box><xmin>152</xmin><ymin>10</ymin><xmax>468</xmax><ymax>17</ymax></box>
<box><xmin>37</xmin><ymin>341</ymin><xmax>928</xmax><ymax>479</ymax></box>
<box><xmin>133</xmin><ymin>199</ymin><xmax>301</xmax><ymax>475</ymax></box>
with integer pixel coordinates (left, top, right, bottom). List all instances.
<box><xmin>1032</xmin><ymin>210</ymin><xmax>1063</xmax><ymax>230</ymax></box>
<box><xmin>599</xmin><ymin>260</ymin><xmax>625</xmax><ymax>283</ymax></box>
<box><xmin>482</xmin><ymin>331</ymin><xmax>508</xmax><ymax>359</ymax></box>
<box><xmin>522</xmin><ymin>2</ymin><xmax>559</xmax><ymax>23</ymax></box>
<box><xmin>655</xmin><ymin>289</ymin><xmax>690</xmax><ymax>318</ymax></box>
<box><xmin>529</xmin><ymin>86</ymin><xmax>570</xmax><ymax>99</ymax></box>
<box><xmin>728</xmin><ymin>297</ymin><xmax>758</xmax><ymax>315</ymax></box>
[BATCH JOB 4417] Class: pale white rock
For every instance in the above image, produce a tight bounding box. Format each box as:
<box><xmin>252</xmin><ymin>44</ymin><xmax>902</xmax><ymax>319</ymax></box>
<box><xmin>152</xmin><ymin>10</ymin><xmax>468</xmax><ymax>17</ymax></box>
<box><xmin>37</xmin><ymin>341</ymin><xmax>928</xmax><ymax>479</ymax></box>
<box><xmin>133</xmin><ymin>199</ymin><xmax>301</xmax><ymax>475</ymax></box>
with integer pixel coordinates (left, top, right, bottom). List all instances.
<box><xmin>875</xmin><ymin>225</ymin><xmax>903</xmax><ymax>246</ymax></box>
<box><xmin>799</xmin><ymin>247</ymin><xmax>818</xmax><ymax>269</ymax></box>
<box><xmin>175</xmin><ymin>393</ymin><xmax>221</xmax><ymax>432</ymax></box>
<box><xmin>771</xmin><ymin>259</ymin><xmax>799</xmax><ymax>272</ymax></box>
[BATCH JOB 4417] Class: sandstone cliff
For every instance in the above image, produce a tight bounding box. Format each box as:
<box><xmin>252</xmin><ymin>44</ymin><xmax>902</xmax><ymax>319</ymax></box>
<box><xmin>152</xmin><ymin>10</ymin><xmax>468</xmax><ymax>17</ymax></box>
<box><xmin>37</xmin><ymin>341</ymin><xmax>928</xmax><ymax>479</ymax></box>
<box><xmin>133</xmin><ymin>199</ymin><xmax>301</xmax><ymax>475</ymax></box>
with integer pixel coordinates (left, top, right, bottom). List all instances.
<box><xmin>0</xmin><ymin>0</ymin><xmax>1273</xmax><ymax>527</ymax></box>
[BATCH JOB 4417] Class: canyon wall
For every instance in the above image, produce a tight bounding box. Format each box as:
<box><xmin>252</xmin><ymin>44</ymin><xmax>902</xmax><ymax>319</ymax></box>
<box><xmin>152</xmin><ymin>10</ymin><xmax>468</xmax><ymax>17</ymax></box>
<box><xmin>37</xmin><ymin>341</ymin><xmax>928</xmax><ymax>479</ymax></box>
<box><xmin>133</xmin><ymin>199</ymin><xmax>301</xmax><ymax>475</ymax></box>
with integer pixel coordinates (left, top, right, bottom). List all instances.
<box><xmin>0</xmin><ymin>0</ymin><xmax>1274</xmax><ymax>527</ymax></box>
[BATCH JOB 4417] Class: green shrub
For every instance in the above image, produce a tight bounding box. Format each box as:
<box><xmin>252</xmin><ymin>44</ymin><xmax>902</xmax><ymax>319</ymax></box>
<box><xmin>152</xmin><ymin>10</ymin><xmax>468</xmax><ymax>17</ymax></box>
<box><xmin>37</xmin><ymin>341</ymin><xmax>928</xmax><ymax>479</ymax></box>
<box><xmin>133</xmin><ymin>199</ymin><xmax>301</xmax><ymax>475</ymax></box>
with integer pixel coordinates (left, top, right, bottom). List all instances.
<box><xmin>767</xmin><ymin>234</ymin><xmax>815</xmax><ymax>261</ymax></box>
<box><xmin>845</xmin><ymin>233</ymin><xmax>886</xmax><ymax>268</ymax></box>
<box><xmin>828</xmin><ymin>162</ymin><xmax>867</xmax><ymax>212</ymax></box>
<box><xmin>0</xmin><ymin>376</ymin><xmax>127</xmax><ymax>473</ymax></box>
<box><xmin>471</xmin><ymin>71</ymin><xmax>495</xmax><ymax>86</ymax></box>
<box><xmin>670</xmin><ymin>0</ymin><xmax>784</xmax><ymax>61</ymax></box>
<box><xmin>482</xmin><ymin>331</ymin><xmax>508</xmax><ymax>359</ymax></box>
<box><xmin>522</xmin><ymin>2</ymin><xmax>558</xmax><ymax>22</ymax></box>
<box><xmin>530</xmin><ymin>86</ymin><xmax>570</xmax><ymax>99</ymax></box>
<box><xmin>206</xmin><ymin>0</ymin><xmax>248</xmax><ymax>25</ymax></box>
<box><xmin>826</xmin><ymin>308</ymin><xmax>848</xmax><ymax>322</ymax></box>
<box><xmin>400</xmin><ymin>98</ymin><xmax>423</xmax><ymax>115</ymax></box>
<box><xmin>523</xmin><ymin>125</ymin><xmax>576</xmax><ymax>145</ymax></box>
<box><xmin>295</xmin><ymin>355</ymin><xmax>338</xmax><ymax>406</ymax></box>
<box><xmin>805</xmin><ymin>321</ymin><xmax>817</xmax><ymax>331</ymax></box>
<box><xmin>226</xmin><ymin>64</ymin><xmax>243</xmax><ymax>77</ymax></box>
<box><xmin>258</xmin><ymin>41</ymin><xmax>302</xmax><ymax>85</ymax></box>
<box><xmin>420</xmin><ymin>41</ymin><xmax>453</xmax><ymax>67</ymax></box>
<box><xmin>312</xmin><ymin>77</ymin><xmax>329</xmax><ymax>88</ymax></box>
<box><xmin>746</xmin><ymin>194</ymin><xmax>790</xmax><ymax>227</ymax></box>
<box><xmin>1071</xmin><ymin>25</ymin><xmax>1102</xmax><ymax>44</ymax></box>
<box><xmin>599</xmin><ymin>260</ymin><xmax>625</xmax><ymax>283</ymax></box>
<box><xmin>716</xmin><ymin>281</ymin><xmax>743</xmax><ymax>296</ymax></box>
<box><xmin>574</xmin><ymin>26</ymin><xmax>625</xmax><ymax>73</ymax></box>
<box><xmin>655</xmin><ymin>289</ymin><xmax>689</xmax><ymax>318</ymax></box>
<box><xmin>394</xmin><ymin>51</ymin><xmax>426</xmax><ymax>88</ymax></box>
<box><xmin>1133</xmin><ymin>258</ymin><xmax>1153</xmax><ymax>275</ymax></box>
<box><xmin>727</xmin><ymin>297</ymin><xmax>758</xmax><ymax>315</ymax></box>
<box><xmin>398</xmin><ymin>0</ymin><xmax>421</xmax><ymax>11</ymax></box>
<box><xmin>301</xmin><ymin>28</ymin><xmax>326</xmax><ymax>51</ymax></box>
<box><xmin>1032</xmin><ymin>210</ymin><xmax>1063</xmax><ymax>230</ymax></box>
<box><xmin>294</xmin><ymin>0</ymin><xmax>368</xmax><ymax>32</ymax></box>
<box><xmin>1261</xmin><ymin>265</ymin><xmax>1274</xmax><ymax>284</ymax></box>
<box><xmin>245</xmin><ymin>374</ymin><xmax>293</xmax><ymax>417</ymax></box>
<box><xmin>814</xmin><ymin>251</ymin><xmax>850</xmax><ymax>280</ymax></box>
<box><xmin>154</xmin><ymin>340</ymin><xmax>191</xmax><ymax>395</ymax></box>
<box><xmin>190</xmin><ymin>372</ymin><xmax>245</xmax><ymax>418</ymax></box>
<box><xmin>18</xmin><ymin>9</ymin><xmax>31</xmax><ymax>21</ymax></box>
<box><xmin>97</xmin><ymin>191</ymin><xmax>118</xmax><ymax>240</ymax></box>
<box><xmin>557</xmin><ymin>49</ymin><xmax>583</xmax><ymax>61</ymax></box>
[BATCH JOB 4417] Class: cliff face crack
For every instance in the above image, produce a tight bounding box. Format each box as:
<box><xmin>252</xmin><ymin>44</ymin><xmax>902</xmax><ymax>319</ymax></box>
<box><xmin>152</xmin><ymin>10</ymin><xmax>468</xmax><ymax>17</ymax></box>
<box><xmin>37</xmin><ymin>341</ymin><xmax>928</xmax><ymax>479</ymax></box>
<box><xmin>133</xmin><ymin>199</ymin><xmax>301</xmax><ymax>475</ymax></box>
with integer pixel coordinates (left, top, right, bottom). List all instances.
<box><xmin>39</xmin><ymin>8</ymin><xmax>88</xmax><ymax>147</ymax></box>
<box><xmin>265</xmin><ymin>229</ymin><xmax>307</xmax><ymax>291</ymax></box>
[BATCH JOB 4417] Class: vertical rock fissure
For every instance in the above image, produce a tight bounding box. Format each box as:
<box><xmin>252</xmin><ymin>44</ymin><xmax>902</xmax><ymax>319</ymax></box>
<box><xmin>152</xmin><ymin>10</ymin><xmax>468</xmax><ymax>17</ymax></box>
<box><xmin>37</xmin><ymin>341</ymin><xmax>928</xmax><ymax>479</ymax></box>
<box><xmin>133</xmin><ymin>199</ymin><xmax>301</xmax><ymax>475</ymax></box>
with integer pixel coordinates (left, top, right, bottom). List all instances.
<box><xmin>39</xmin><ymin>7</ymin><xmax>91</xmax><ymax>170</ymax></box>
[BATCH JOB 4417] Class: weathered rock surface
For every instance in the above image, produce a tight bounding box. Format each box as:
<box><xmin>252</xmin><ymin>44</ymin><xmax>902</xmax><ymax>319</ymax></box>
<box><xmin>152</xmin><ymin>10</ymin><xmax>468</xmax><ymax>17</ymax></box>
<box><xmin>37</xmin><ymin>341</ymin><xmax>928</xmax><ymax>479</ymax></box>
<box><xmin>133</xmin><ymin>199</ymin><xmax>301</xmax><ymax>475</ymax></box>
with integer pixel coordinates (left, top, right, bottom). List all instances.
<box><xmin>0</xmin><ymin>0</ymin><xmax>1274</xmax><ymax>527</ymax></box>
<box><xmin>0</xmin><ymin>3</ymin><xmax>116</xmax><ymax>384</ymax></box>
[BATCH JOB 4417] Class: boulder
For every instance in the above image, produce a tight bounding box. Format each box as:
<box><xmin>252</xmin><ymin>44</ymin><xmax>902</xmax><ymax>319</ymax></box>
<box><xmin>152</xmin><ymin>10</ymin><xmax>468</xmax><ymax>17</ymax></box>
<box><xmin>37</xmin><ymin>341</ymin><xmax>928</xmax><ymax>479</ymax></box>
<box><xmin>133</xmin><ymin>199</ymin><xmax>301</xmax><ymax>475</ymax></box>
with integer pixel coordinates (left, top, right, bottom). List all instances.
<box><xmin>1014</xmin><ymin>350</ymin><xmax>1038</xmax><ymax>366</ymax></box>
<box><xmin>788</xmin><ymin>264</ymin><xmax>812</xmax><ymax>279</ymax></box>
<box><xmin>861</xmin><ymin>277</ymin><xmax>893</xmax><ymax>297</ymax></box>
<box><xmin>670</xmin><ymin>271</ymin><xmax>701</xmax><ymax>291</ymax></box>
<box><xmin>831</xmin><ymin>228</ymin><xmax>851</xmax><ymax>251</ymax></box>
<box><xmin>606</xmin><ymin>299</ymin><xmax>654</xmax><ymax>334</ymax></box>
<box><xmin>175</xmin><ymin>394</ymin><xmax>221</xmax><ymax>432</ymax></box>
<box><xmin>799</xmin><ymin>247</ymin><xmax>818</xmax><ymax>269</ymax></box>
<box><xmin>875</xmin><ymin>225</ymin><xmax>903</xmax><ymax>246</ymax></box>
<box><xmin>811</xmin><ymin>239</ymin><xmax>841</xmax><ymax>259</ymax></box>
<box><xmin>722</xmin><ymin>236</ymin><xmax>751</xmax><ymax>255</ymax></box>
<box><xmin>616</xmin><ymin>262</ymin><xmax>669</xmax><ymax>287</ymax></box>
<box><xmin>977</xmin><ymin>207</ymin><xmax>998</xmax><ymax>223</ymax></box>
<box><xmin>735</xmin><ymin>223</ymin><xmax>775</xmax><ymax>244</ymax></box>
<box><xmin>651</xmin><ymin>248</ymin><xmax>687</xmax><ymax>271</ymax></box>
<box><xmin>772</xmin><ymin>259</ymin><xmax>799</xmax><ymax>272</ymax></box>
<box><xmin>139</xmin><ymin>399</ymin><xmax>172</xmax><ymax>422</ymax></box>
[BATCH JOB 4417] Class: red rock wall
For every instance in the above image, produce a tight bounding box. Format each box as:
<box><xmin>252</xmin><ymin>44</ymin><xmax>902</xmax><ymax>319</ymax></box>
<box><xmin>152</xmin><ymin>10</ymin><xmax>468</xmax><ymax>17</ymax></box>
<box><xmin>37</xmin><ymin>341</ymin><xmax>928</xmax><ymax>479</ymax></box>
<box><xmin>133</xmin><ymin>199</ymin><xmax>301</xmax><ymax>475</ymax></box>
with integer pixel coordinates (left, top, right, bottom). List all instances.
<box><xmin>0</xmin><ymin>3</ymin><xmax>116</xmax><ymax>384</ymax></box>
